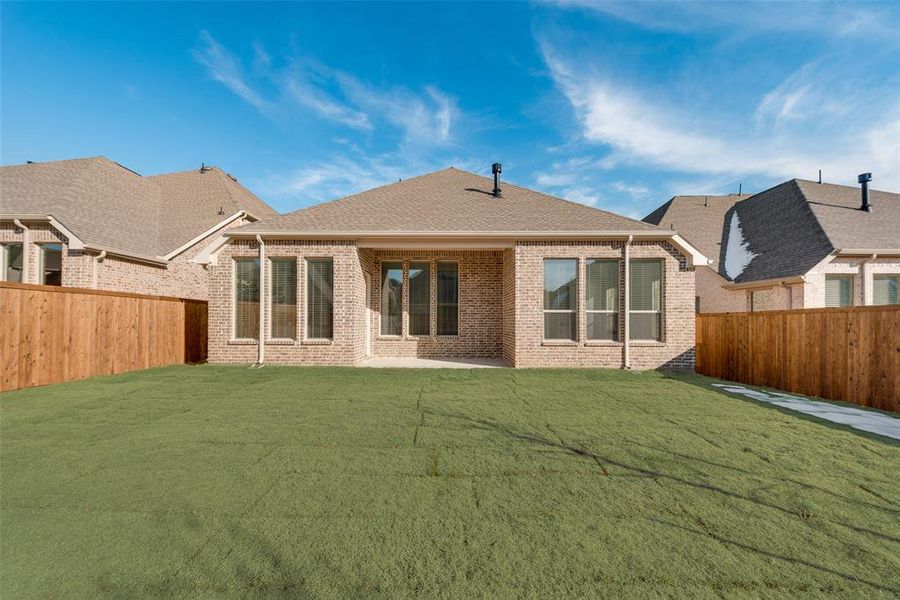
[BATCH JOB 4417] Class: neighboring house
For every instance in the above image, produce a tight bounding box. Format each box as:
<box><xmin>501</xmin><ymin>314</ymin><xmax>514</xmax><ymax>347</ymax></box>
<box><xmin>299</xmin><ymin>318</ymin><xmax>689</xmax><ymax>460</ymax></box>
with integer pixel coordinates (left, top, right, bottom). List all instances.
<box><xmin>198</xmin><ymin>167</ymin><xmax>708</xmax><ymax>368</ymax></box>
<box><xmin>644</xmin><ymin>177</ymin><xmax>900</xmax><ymax>312</ymax></box>
<box><xmin>0</xmin><ymin>157</ymin><xmax>277</xmax><ymax>300</ymax></box>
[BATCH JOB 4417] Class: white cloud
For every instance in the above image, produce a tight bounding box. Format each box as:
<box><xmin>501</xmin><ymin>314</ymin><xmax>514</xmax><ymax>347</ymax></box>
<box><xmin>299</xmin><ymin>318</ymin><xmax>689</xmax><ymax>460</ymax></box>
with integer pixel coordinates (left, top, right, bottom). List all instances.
<box><xmin>542</xmin><ymin>46</ymin><xmax>900</xmax><ymax>190</ymax></box>
<box><xmin>192</xmin><ymin>31</ymin><xmax>272</xmax><ymax>115</ymax></box>
<box><xmin>611</xmin><ymin>181</ymin><xmax>649</xmax><ymax>199</ymax></box>
<box><xmin>280</xmin><ymin>67</ymin><xmax>371</xmax><ymax>130</ymax></box>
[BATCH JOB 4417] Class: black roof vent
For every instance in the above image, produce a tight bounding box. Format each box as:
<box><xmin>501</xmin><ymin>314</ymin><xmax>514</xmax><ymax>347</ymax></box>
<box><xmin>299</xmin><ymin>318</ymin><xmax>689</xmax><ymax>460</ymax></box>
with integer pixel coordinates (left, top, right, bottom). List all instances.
<box><xmin>491</xmin><ymin>162</ymin><xmax>502</xmax><ymax>198</ymax></box>
<box><xmin>858</xmin><ymin>172</ymin><xmax>872</xmax><ymax>212</ymax></box>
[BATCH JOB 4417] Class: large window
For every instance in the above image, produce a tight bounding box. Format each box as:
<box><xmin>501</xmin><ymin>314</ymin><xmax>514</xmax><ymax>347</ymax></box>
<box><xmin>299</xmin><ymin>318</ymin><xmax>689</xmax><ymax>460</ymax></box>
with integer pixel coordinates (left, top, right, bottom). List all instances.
<box><xmin>409</xmin><ymin>262</ymin><xmax>431</xmax><ymax>336</ymax></box>
<box><xmin>40</xmin><ymin>243</ymin><xmax>62</xmax><ymax>286</ymax></box>
<box><xmin>269</xmin><ymin>258</ymin><xmax>297</xmax><ymax>340</ymax></box>
<box><xmin>1</xmin><ymin>243</ymin><xmax>23</xmax><ymax>282</ymax></box>
<box><xmin>586</xmin><ymin>259</ymin><xmax>618</xmax><ymax>340</ymax></box>
<box><xmin>381</xmin><ymin>262</ymin><xmax>403</xmax><ymax>335</ymax></box>
<box><xmin>306</xmin><ymin>258</ymin><xmax>334</xmax><ymax>340</ymax></box>
<box><xmin>825</xmin><ymin>275</ymin><xmax>853</xmax><ymax>307</ymax></box>
<box><xmin>437</xmin><ymin>262</ymin><xmax>458</xmax><ymax>335</ymax></box>
<box><xmin>234</xmin><ymin>258</ymin><xmax>260</xmax><ymax>339</ymax></box>
<box><xmin>543</xmin><ymin>259</ymin><xmax>577</xmax><ymax>340</ymax></box>
<box><xmin>873</xmin><ymin>275</ymin><xmax>899</xmax><ymax>305</ymax></box>
<box><xmin>630</xmin><ymin>260</ymin><xmax>662</xmax><ymax>341</ymax></box>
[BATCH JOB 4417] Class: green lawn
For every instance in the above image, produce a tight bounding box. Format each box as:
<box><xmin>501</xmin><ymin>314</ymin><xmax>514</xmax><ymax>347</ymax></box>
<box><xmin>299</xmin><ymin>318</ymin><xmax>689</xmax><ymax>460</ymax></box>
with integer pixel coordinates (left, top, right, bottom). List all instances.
<box><xmin>1</xmin><ymin>366</ymin><xmax>898</xmax><ymax>599</ymax></box>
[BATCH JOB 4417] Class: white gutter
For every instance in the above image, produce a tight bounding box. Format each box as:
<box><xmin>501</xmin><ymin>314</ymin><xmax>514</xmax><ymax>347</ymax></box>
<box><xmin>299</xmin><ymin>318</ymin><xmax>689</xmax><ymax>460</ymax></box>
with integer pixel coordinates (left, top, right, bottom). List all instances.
<box><xmin>13</xmin><ymin>219</ymin><xmax>30</xmax><ymax>282</ymax></box>
<box><xmin>162</xmin><ymin>211</ymin><xmax>246</xmax><ymax>260</ymax></box>
<box><xmin>837</xmin><ymin>248</ymin><xmax>900</xmax><ymax>256</ymax></box>
<box><xmin>80</xmin><ymin>245</ymin><xmax>167</xmax><ymax>267</ymax></box>
<box><xmin>623</xmin><ymin>235</ymin><xmax>632</xmax><ymax>370</ymax></box>
<box><xmin>92</xmin><ymin>250</ymin><xmax>107</xmax><ymax>288</ymax></box>
<box><xmin>255</xmin><ymin>234</ymin><xmax>266</xmax><ymax>366</ymax></box>
<box><xmin>722</xmin><ymin>275</ymin><xmax>807</xmax><ymax>290</ymax></box>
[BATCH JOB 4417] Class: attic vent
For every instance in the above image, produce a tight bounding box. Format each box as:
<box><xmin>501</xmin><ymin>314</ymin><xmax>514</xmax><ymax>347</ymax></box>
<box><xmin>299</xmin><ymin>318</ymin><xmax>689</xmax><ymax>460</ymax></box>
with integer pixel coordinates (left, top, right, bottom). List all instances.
<box><xmin>492</xmin><ymin>162</ymin><xmax>502</xmax><ymax>198</ymax></box>
<box><xmin>858</xmin><ymin>173</ymin><xmax>872</xmax><ymax>212</ymax></box>
<box><xmin>227</xmin><ymin>173</ymin><xmax>238</xmax><ymax>182</ymax></box>
<box><xmin>200</xmin><ymin>163</ymin><xmax>212</xmax><ymax>173</ymax></box>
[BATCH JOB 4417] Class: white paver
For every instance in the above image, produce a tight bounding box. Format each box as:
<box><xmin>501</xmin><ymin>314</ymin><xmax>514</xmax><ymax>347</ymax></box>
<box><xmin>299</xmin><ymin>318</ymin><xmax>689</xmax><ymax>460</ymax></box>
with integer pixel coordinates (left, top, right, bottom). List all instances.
<box><xmin>358</xmin><ymin>357</ymin><xmax>507</xmax><ymax>369</ymax></box>
<box><xmin>712</xmin><ymin>384</ymin><xmax>900</xmax><ymax>441</ymax></box>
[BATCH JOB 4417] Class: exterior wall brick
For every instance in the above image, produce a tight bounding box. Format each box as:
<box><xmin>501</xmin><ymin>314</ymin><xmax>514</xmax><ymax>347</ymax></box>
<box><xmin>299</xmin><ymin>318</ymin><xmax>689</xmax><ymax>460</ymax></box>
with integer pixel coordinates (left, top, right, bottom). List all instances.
<box><xmin>1</xmin><ymin>217</ymin><xmax>250</xmax><ymax>300</ymax></box>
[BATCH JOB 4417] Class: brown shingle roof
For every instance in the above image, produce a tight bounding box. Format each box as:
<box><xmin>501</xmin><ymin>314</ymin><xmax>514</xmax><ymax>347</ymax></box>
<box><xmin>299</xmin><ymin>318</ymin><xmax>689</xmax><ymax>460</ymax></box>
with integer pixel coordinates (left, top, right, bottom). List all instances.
<box><xmin>0</xmin><ymin>157</ymin><xmax>277</xmax><ymax>258</ymax></box>
<box><xmin>643</xmin><ymin>194</ymin><xmax>751</xmax><ymax>271</ymax></box>
<box><xmin>237</xmin><ymin>167</ymin><xmax>662</xmax><ymax>235</ymax></box>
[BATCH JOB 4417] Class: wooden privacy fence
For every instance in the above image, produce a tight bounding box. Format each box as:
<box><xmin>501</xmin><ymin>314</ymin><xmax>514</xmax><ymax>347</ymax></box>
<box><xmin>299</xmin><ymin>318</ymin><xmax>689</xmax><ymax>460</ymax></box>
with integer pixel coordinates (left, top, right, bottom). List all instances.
<box><xmin>1</xmin><ymin>282</ymin><xmax>208</xmax><ymax>392</ymax></box>
<box><xmin>696</xmin><ymin>305</ymin><xmax>900</xmax><ymax>412</ymax></box>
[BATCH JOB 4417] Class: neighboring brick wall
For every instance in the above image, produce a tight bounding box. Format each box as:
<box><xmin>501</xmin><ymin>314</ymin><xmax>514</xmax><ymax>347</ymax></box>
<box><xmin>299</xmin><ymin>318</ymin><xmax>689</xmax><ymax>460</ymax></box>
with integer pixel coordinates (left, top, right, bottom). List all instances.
<box><xmin>368</xmin><ymin>250</ymin><xmax>504</xmax><ymax>359</ymax></box>
<box><xmin>511</xmin><ymin>240</ymin><xmax>696</xmax><ymax>369</ymax></box>
<box><xmin>207</xmin><ymin>239</ymin><xmax>366</xmax><ymax>365</ymax></box>
<box><xmin>1</xmin><ymin>217</ymin><xmax>249</xmax><ymax>300</ymax></box>
<box><xmin>695</xmin><ymin>266</ymin><xmax>745</xmax><ymax>313</ymax></box>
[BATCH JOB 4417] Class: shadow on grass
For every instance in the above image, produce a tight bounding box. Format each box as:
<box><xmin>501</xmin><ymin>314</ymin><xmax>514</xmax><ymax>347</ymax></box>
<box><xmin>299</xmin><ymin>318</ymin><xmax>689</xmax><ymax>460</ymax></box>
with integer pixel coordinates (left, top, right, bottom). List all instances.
<box><xmin>422</xmin><ymin>407</ymin><xmax>900</xmax><ymax>595</ymax></box>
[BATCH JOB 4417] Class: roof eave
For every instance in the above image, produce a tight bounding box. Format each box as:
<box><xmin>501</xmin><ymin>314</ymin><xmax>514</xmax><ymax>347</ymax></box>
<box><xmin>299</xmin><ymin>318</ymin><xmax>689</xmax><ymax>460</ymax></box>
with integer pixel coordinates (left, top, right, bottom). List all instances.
<box><xmin>835</xmin><ymin>248</ymin><xmax>900</xmax><ymax>257</ymax></box>
<box><xmin>722</xmin><ymin>275</ymin><xmax>807</xmax><ymax>290</ymax></box>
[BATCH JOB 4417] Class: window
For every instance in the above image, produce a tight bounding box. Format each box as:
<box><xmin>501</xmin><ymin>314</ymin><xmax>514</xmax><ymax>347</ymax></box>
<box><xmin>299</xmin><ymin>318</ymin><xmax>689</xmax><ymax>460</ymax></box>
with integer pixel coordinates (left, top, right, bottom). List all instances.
<box><xmin>437</xmin><ymin>262</ymin><xmax>458</xmax><ymax>335</ymax></box>
<box><xmin>630</xmin><ymin>260</ymin><xmax>662</xmax><ymax>341</ymax></box>
<box><xmin>234</xmin><ymin>258</ymin><xmax>260</xmax><ymax>339</ymax></box>
<box><xmin>2</xmin><ymin>243</ymin><xmax>23</xmax><ymax>282</ymax></box>
<box><xmin>825</xmin><ymin>275</ymin><xmax>853</xmax><ymax>307</ymax></box>
<box><xmin>409</xmin><ymin>262</ymin><xmax>431</xmax><ymax>336</ymax></box>
<box><xmin>586</xmin><ymin>259</ymin><xmax>618</xmax><ymax>340</ymax></box>
<box><xmin>873</xmin><ymin>275</ymin><xmax>899</xmax><ymax>305</ymax></box>
<box><xmin>269</xmin><ymin>258</ymin><xmax>297</xmax><ymax>339</ymax></box>
<box><xmin>543</xmin><ymin>259</ymin><xmax>577</xmax><ymax>340</ymax></box>
<box><xmin>306</xmin><ymin>258</ymin><xmax>334</xmax><ymax>339</ymax></box>
<box><xmin>39</xmin><ymin>243</ymin><xmax>62</xmax><ymax>286</ymax></box>
<box><xmin>381</xmin><ymin>262</ymin><xmax>403</xmax><ymax>335</ymax></box>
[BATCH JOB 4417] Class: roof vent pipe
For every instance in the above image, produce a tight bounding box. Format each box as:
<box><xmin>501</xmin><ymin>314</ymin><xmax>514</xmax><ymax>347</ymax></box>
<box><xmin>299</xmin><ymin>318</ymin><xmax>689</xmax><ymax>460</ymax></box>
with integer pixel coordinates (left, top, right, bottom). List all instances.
<box><xmin>858</xmin><ymin>172</ymin><xmax>872</xmax><ymax>212</ymax></box>
<box><xmin>492</xmin><ymin>163</ymin><xmax>502</xmax><ymax>198</ymax></box>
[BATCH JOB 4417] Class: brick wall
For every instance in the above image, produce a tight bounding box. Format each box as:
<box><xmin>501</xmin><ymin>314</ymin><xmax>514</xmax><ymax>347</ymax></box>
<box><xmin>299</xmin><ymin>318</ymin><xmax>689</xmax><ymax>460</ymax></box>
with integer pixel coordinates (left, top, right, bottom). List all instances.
<box><xmin>367</xmin><ymin>249</ymin><xmax>503</xmax><ymax>359</ymax></box>
<box><xmin>207</xmin><ymin>239</ymin><xmax>366</xmax><ymax>365</ymax></box>
<box><xmin>510</xmin><ymin>240</ymin><xmax>696</xmax><ymax>369</ymax></box>
<box><xmin>1</xmin><ymin>218</ymin><xmax>249</xmax><ymax>300</ymax></box>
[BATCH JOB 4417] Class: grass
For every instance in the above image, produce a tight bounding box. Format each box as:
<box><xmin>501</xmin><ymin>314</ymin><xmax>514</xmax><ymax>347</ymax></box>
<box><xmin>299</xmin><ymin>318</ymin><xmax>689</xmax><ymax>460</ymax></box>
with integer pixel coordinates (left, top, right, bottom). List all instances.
<box><xmin>1</xmin><ymin>366</ymin><xmax>898</xmax><ymax>599</ymax></box>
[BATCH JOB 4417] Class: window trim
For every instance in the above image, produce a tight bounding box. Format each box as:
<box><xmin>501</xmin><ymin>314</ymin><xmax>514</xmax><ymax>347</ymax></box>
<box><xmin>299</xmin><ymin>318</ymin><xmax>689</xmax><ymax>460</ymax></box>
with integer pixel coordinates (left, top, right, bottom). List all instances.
<box><xmin>408</xmin><ymin>260</ymin><xmax>432</xmax><ymax>337</ymax></box>
<box><xmin>38</xmin><ymin>242</ymin><xmax>63</xmax><ymax>286</ymax></box>
<box><xmin>267</xmin><ymin>256</ymin><xmax>299</xmax><ymax>342</ymax></box>
<box><xmin>629</xmin><ymin>259</ymin><xmax>663</xmax><ymax>342</ymax></box>
<box><xmin>303</xmin><ymin>256</ymin><xmax>335</xmax><ymax>342</ymax></box>
<box><xmin>585</xmin><ymin>258</ymin><xmax>619</xmax><ymax>341</ymax></box>
<box><xmin>232</xmin><ymin>256</ymin><xmax>261</xmax><ymax>342</ymax></box>
<box><xmin>542</xmin><ymin>257</ymin><xmax>578</xmax><ymax>341</ymax></box>
<box><xmin>436</xmin><ymin>260</ymin><xmax>460</xmax><ymax>337</ymax></box>
<box><xmin>872</xmin><ymin>273</ymin><xmax>900</xmax><ymax>306</ymax></box>
<box><xmin>379</xmin><ymin>259</ymin><xmax>404</xmax><ymax>337</ymax></box>
<box><xmin>825</xmin><ymin>274</ymin><xmax>855</xmax><ymax>307</ymax></box>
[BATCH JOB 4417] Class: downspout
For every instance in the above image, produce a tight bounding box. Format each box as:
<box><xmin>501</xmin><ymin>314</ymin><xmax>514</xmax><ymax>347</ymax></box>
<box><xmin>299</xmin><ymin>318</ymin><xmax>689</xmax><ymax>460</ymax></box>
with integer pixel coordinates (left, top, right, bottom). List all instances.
<box><xmin>255</xmin><ymin>234</ymin><xmax>266</xmax><ymax>366</ymax></box>
<box><xmin>92</xmin><ymin>250</ymin><xmax>107</xmax><ymax>289</ymax></box>
<box><xmin>13</xmin><ymin>219</ymin><xmax>29</xmax><ymax>282</ymax></box>
<box><xmin>623</xmin><ymin>235</ymin><xmax>633</xmax><ymax>369</ymax></box>
<box><xmin>860</xmin><ymin>253</ymin><xmax>877</xmax><ymax>305</ymax></box>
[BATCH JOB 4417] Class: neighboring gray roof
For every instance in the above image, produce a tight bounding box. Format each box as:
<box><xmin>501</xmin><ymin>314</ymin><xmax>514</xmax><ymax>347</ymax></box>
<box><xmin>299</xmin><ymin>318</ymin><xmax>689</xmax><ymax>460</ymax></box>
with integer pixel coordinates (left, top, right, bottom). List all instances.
<box><xmin>643</xmin><ymin>194</ymin><xmax>751</xmax><ymax>271</ymax></box>
<box><xmin>237</xmin><ymin>167</ymin><xmax>662</xmax><ymax>235</ymax></box>
<box><xmin>0</xmin><ymin>157</ymin><xmax>277</xmax><ymax>258</ymax></box>
<box><xmin>644</xmin><ymin>178</ymin><xmax>900</xmax><ymax>284</ymax></box>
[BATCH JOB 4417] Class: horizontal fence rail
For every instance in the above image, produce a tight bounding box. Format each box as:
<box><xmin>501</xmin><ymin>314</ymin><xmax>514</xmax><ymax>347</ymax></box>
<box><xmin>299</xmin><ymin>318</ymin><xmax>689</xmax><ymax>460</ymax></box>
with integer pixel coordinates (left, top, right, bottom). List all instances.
<box><xmin>696</xmin><ymin>305</ymin><xmax>900</xmax><ymax>412</ymax></box>
<box><xmin>1</xmin><ymin>282</ymin><xmax>208</xmax><ymax>392</ymax></box>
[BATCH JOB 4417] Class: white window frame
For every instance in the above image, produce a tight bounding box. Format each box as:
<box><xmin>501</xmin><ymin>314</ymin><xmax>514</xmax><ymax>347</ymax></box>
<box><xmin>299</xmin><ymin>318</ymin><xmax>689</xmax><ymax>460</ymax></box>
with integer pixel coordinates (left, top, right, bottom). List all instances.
<box><xmin>629</xmin><ymin>259</ymin><xmax>663</xmax><ymax>342</ymax></box>
<box><xmin>407</xmin><ymin>260</ymin><xmax>432</xmax><ymax>338</ymax></box>
<box><xmin>542</xmin><ymin>258</ymin><xmax>578</xmax><ymax>341</ymax></box>
<box><xmin>303</xmin><ymin>256</ymin><xmax>335</xmax><ymax>342</ymax></box>
<box><xmin>38</xmin><ymin>242</ymin><xmax>63</xmax><ymax>286</ymax></box>
<box><xmin>585</xmin><ymin>258</ymin><xmax>619</xmax><ymax>341</ymax></box>
<box><xmin>825</xmin><ymin>274</ymin><xmax>854</xmax><ymax>307</ymax></box>
<box><xmin>232</xmin><ymin>256</ymin><xmax>261</xmax><ymax>341</ymax></box>
<box><xmin>379</xmin><ymin>259</ymin><xmax>404</xmax><ymax>337</ymax></box>
<box><xmin>268</xmin><ymin>256</ymin><xmax>299</xmax><ymax>342</ymax></box>
<box><xmin>873</xmin><ymin>274</ymin><xmax>900</xmax><ymax>306</ymax></box>
<box><xmin>436</xmin><ymin>260</ymin><xmax>460</xmax><ymax>337</ymax></box>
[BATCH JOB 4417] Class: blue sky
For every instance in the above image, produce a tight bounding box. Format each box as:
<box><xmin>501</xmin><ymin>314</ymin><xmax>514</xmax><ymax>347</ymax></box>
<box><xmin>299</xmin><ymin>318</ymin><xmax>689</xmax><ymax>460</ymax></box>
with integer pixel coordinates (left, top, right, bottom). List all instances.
<box><xmin>2</xmin><ymin>1</ymin><xmax>898</xmax><ymax>218</ymax></box>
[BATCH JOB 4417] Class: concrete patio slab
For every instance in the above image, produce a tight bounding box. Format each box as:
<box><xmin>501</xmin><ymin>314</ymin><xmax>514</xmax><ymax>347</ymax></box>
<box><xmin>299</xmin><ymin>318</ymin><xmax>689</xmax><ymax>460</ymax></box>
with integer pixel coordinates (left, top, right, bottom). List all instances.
<box><xmin>358</xmin><ymin>357</ymin><xmax>507</xmax><ymax>369</ymax></box>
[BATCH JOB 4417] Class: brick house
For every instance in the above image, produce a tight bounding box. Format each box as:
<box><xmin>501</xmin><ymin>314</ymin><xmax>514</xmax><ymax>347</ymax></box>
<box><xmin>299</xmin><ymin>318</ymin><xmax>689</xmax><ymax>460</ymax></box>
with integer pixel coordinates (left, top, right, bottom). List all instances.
<box><xmin>643</xmin><ymin>176</ymin><xmax>900</xmax><ymax>313</ymax></box>
<box><xmin>0</xmin><ymin>157</ymin><xmax>277</xmax><ymax>300</ymax></box>
<box><xmin>199</xmin><ymin>167</ymin><xmax>707</xmax><ymax>368</ymax></box>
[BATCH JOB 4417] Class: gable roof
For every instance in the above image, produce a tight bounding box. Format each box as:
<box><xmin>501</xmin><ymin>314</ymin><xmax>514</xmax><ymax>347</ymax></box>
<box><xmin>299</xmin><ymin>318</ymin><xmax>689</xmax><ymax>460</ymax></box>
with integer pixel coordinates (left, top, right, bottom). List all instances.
<box><xmin>235</xmin><ymin>167</ymin><xmax>662</xmax><ymax>236</ymax></box>
<box><xmin>643</xmin><ymin>178</ymin><xmax>900</xmax><ymax>284</ymax></box>
<box><xmin>643</xmin><ymin>194</ymin><xmax>751</xmax><ymax>271</ymax></box>
<box><xmin>0</xmin><ymin>157</ymin><xmax>276</xmax><ymax>260</ymax></box>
